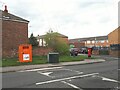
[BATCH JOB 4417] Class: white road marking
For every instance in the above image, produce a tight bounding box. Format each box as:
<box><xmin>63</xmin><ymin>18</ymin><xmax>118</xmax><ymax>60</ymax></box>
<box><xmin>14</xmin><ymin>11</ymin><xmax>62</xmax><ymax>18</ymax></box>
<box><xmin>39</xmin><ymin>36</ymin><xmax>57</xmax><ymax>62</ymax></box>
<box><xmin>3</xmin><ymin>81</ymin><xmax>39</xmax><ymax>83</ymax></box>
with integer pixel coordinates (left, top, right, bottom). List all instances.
<box><xmin>47</xmin><ymin>68</ymin><xmax>83</xmax><ymax>75</ymax></box>
<box><xmin>76</xmin><ymin>71</ymin><xmax>83</xmax><ymax>74</ymax></box>
<box><xmin>37</xmin><ymin>68</ymin><xmax>82</xmax><ymax>89</ymax></box>
<box><xmin>62</xmin><ymin>69</ymin><xmax>83</xmax><ymax>74</ymax></box>
<box><xmin>114</xmin><ymin>58</ymin><xmax>119</xmax><ymax>59</ymax></box>
<box><xmin>116</xmin><ymin>86</ymin><xmax>120</xmax><ymax>89</ymax></box>
<box><xmin>102</xmin><ymin>77</ymin><xmax>120</xmax><ymax>83</ymax></box>
<box><xmin>18</xmin><ymin>67</ymin><xmax>62</xmax><ymax>72</ymax></box>
<box><xmin>61</xmin><ymin>81</ymin><xmax>80</xmax><ymax>89</ymax></box>
<box><xmin>37</xmin><ymin>72</ymin><xmax>53</xmax><ymax>77</ymax></box>
<box><xmin>37</xmin><ymin>68</ymin><xmax>83</xmax><ymax>78</ymax></box>
<box><xmin>93</xmin><ymin>75</ymin><xmax>120</xmax><ymax>83</ymax></box>
<box><xmin>36</xmin><ymin>73</ymin><xmax>99</xmax><ymax>85</ymax></box>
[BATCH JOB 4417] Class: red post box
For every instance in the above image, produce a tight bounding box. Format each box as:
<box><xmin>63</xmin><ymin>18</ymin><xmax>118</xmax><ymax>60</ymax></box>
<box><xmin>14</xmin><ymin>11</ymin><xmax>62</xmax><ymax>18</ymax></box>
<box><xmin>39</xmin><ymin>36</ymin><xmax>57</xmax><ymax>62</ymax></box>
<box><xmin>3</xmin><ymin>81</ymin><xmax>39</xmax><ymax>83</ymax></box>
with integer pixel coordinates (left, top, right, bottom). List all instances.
<box><xmin>88</xmin><ymin>48</ymin><xmax>92</xmax><ymax>57</ymax></box>
<box><xmin>19</xmin><ymin>44</ymin><xmax>32</xmax><ymax>62</ymax></box>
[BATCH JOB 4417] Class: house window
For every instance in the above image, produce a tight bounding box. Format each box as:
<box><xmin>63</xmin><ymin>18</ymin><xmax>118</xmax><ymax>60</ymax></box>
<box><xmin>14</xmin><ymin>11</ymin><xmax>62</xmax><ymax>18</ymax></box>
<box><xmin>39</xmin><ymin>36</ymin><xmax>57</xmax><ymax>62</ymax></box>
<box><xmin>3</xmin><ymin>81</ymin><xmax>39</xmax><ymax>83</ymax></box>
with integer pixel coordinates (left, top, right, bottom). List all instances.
<box><xmin>43</xmin><ymin>40</ymin><xmax>46</xmax><ymax>46</ymax></box>
<box><xmin>96</xmin><ymin>40</ymin><xmax>99</xmax><ymax>43</ymax></box>
<box><xmin>87</xmin><ymin>41</ymin><xmax>90</xmax><ymax>44</ymax></box>
<box><xmin>92</xmin><ymin>41</ymin><xmax>95</xmax><ymax>43</ymax></box>
<box><xmin>106</xmin><ymin>40</ymin><xmax>108</xmax><ymax>43</ymax></box>
<box><xmin>39</xmin><ymin>39</ymin><xmax>43</xmax><ymax>46</ymax></box>
<box><xmin>100</xmin><ymin>40</ymin><xmax>105</xmax><ymax>43</ymax></box>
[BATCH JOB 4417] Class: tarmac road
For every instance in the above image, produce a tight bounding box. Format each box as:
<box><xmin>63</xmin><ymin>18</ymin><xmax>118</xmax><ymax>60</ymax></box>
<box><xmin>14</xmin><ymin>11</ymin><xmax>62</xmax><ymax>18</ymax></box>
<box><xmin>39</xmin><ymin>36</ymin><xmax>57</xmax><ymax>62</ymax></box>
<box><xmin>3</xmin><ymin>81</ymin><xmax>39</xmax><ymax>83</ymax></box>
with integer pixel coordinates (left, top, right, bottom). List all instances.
<box><xmin>2</xmin><ymin>58</ymin><xmax>119</xmax><ymax>90</ymax></box>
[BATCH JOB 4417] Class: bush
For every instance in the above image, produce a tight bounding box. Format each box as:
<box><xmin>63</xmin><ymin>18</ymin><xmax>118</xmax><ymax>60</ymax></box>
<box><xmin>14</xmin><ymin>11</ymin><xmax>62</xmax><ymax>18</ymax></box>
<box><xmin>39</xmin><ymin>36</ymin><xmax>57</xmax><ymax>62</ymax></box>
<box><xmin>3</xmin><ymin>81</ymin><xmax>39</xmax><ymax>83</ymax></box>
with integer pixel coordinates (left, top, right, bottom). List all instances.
<box><xmin>44</xmin><ymin>31</ymin><xmax>69</xmax><ymax>55</ymax></box>
<box><xmin>29</xmin><ymin>33</ymin><xmax>39</xmax><ymax>47</ymax></box>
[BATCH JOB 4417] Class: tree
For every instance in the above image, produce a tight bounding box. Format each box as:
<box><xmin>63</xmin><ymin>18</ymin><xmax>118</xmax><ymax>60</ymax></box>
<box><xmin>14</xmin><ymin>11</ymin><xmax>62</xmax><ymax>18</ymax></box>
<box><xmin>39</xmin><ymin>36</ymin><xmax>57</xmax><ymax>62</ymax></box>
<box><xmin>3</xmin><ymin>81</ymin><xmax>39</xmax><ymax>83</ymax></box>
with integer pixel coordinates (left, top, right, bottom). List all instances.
<box><xmin>44</xmin><ymin>30</ymin><xmax>69</xmax><ymax>55</ymax></box>
<box><xmin>29</xmin><ymin>33</ymin><xmax>39</xmax><ymax>47</ymax></box>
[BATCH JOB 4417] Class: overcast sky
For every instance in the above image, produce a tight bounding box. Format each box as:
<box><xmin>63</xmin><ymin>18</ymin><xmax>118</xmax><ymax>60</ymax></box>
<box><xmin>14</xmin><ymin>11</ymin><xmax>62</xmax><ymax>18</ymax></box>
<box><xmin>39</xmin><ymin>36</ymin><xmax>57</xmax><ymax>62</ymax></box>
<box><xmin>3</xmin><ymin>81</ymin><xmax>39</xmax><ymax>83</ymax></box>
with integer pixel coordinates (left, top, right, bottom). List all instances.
<box><xmin>0</xmin><ymin>0</ymin><xmax>119</xmax><ymax>39</ymax></box>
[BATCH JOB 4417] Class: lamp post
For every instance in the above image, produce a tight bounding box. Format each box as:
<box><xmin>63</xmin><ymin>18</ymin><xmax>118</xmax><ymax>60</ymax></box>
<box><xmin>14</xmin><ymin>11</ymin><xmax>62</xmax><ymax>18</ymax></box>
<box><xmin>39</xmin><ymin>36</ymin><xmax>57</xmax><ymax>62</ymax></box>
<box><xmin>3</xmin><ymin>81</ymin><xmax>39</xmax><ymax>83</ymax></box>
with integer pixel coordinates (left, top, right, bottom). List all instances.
<box><xmin>94</xmin><ymin>37</ymin><xmax>96</xmax><ymax>47</ymax></box>
<box><xmin>78</xmin><ymin>39</ymin><xmax>80</xmax><ymax>48</ymax></box>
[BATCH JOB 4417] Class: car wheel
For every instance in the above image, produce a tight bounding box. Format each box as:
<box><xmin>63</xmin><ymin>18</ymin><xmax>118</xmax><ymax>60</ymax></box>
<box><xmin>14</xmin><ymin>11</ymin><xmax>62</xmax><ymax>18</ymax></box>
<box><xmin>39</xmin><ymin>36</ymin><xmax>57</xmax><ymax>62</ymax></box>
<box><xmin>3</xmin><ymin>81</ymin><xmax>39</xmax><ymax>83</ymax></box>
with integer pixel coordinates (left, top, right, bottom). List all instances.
<box><xmin>75</xmin><ymin>54</ymin><xmax>77</xmax><ymax>56</ymax></box>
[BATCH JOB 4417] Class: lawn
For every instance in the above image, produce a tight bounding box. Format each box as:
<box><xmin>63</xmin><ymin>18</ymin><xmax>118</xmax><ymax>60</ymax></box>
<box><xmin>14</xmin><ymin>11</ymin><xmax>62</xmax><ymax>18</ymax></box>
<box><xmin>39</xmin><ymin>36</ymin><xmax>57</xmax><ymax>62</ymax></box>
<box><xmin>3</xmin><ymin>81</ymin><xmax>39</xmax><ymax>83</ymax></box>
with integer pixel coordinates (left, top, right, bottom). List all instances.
<box><xmin>1</xmin><ymin>55</ymin><xmax>95</xmax><ymax>67</ymax></box>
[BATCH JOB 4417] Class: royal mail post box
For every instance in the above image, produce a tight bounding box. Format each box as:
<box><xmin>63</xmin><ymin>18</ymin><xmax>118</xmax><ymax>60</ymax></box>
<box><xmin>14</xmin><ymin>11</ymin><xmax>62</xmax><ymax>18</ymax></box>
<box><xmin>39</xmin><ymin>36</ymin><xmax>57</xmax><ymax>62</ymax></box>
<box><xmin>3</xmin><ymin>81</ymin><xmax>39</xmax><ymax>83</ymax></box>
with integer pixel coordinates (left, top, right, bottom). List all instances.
<box><xmin>88</xmin><ymin>48</ymin><xmax>92</xmax><ymax>57</ymax></box>
<box><xmin>19</xmin><ymin>44</ymin><xmax>32</xmax><ymax>62</ymax></box>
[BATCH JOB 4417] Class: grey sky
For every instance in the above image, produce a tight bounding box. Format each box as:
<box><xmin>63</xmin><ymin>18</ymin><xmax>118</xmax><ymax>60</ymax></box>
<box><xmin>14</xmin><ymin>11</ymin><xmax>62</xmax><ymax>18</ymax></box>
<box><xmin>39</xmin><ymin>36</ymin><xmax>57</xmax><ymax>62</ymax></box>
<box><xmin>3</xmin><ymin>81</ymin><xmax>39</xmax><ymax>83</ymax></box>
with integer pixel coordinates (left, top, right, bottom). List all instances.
<box><xmin>0</xmin><ymin>0</ymin><xmax>119</xmax><ymax>39</ymax></box>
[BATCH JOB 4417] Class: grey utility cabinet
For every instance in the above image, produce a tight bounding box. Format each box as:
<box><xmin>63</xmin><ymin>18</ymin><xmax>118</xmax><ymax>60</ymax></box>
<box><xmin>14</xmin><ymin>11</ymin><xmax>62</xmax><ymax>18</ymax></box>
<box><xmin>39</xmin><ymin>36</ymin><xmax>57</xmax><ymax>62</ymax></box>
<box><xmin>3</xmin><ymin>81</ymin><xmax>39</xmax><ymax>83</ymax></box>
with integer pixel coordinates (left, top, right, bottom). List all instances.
<box><xmin>48</xmin><ymin>53</ymin><xmax>59</xmax><ymax>63</ymax></box>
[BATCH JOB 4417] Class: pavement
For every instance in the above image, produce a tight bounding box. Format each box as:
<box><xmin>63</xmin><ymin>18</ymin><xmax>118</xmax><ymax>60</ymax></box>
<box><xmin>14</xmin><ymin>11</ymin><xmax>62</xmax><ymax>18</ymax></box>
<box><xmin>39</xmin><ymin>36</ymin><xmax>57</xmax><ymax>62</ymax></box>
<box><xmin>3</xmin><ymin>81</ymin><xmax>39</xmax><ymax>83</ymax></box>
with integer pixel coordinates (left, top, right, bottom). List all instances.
<box><xmin>0</xmin><ymin>59</ymin><xmax>105</xmax><ymax>73</ymax></box>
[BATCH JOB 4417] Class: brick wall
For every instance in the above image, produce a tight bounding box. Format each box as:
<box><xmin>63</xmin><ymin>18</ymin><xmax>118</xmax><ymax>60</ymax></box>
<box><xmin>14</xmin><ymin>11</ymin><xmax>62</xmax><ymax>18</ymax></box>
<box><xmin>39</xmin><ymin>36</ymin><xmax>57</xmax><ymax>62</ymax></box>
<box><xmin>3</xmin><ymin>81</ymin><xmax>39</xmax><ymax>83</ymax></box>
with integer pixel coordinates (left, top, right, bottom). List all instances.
<box><xmin>108</xmin><ymin>27</ymin><xmax>120</xmax><ymax>45</ymax></box>
<box><xmin>2</xmin><ymin>20</ymin><xmax>28</xmax><ymax>58</ymax></box>
<box><xmin>74</xmin><ymin>42</ymin><xmax>85</xmax><ymax>48</ymax></box>
<box><xmin>62</xmin><ymin>37</ymin><xmax>69</xmax><ymax>44</ymax></box>
<box><xmin>109</xmin><ymin>50</ymin><xmax>120</xmax><ymax>57</ymax></box>
<box><xmin>108</xmin><ymin>27</ymin><xmax>120</xmax><ymax>57</ymax></box>
<box><xmin>92</xmin><ymin>50</ymin><xmax>99</xmax><ymax>55</ymax></box>
<box><xmin>32</xmin><ymin>47</ymin><xmax>53</xmax><ymax>56</ymax></box>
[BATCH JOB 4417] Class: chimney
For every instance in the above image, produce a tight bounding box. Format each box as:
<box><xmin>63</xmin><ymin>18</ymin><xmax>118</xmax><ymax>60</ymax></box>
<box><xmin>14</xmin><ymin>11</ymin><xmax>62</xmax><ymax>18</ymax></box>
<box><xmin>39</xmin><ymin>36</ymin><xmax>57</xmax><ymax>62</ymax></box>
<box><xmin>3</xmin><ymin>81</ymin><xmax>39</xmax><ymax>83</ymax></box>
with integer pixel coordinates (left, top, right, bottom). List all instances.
<box><xmin>4</xmin><ymin>5</ymin><xmax>8</xmax><ymax>13</ymax></box>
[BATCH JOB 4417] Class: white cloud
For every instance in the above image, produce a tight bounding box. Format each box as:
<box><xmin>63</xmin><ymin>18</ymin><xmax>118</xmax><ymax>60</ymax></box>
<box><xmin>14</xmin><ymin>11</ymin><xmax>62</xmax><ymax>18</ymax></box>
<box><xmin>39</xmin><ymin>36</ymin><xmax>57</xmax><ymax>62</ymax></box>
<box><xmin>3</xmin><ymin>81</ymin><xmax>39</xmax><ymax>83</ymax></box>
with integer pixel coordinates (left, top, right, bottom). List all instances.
<box><xmin>1</xmin><ymin>0</ymin><xmax>119</xmax><ymax>39</ymax></box>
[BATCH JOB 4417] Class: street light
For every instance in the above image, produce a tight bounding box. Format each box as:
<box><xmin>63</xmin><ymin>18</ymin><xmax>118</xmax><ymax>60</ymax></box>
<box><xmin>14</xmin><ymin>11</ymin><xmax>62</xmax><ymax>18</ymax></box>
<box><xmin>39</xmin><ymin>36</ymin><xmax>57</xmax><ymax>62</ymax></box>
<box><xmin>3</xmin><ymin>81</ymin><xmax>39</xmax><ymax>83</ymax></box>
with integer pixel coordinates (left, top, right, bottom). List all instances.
<box><xmin>78</xmin><ymin>39</ymin><xmax>80</xmax><ymax>48</ymax></box>
<box><xmin>94</xmin><ymin>37</ymin><xmax>96</xmax><ymax>47</ymax></box>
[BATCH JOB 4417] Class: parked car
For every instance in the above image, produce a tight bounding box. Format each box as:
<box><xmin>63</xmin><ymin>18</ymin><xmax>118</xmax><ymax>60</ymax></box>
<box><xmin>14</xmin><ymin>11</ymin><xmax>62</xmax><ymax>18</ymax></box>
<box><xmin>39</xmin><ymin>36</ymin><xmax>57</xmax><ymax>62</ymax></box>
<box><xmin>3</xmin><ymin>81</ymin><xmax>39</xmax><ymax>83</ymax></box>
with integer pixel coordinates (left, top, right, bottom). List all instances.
<box><xmin>80</xmin><ymin>47</ymin><xmax>88</xmax><ymax>54</ymax></box>
<box><xmin>69</xmin><ymin>48</ymin><xmax>79</xmax><ymax>56</ymax></box>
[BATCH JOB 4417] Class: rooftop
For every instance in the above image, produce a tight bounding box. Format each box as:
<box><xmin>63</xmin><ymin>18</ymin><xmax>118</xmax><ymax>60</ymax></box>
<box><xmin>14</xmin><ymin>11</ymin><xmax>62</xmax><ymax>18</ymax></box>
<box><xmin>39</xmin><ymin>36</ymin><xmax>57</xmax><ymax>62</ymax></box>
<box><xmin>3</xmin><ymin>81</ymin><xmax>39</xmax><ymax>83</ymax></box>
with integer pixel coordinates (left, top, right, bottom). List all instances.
<box><xmin>69</xmin><ymin>35</ymin><xmax>108</xmax><ymax>43</ymax></box>
<box><xmin>37</xmin><ymin>32</ymin><xmax>68</xmax><ymax>39</ymax></box>
<box><xmin>0</xmin><ymin>6</ymin><xmax>29</xmax><ymax>23</ymax></box>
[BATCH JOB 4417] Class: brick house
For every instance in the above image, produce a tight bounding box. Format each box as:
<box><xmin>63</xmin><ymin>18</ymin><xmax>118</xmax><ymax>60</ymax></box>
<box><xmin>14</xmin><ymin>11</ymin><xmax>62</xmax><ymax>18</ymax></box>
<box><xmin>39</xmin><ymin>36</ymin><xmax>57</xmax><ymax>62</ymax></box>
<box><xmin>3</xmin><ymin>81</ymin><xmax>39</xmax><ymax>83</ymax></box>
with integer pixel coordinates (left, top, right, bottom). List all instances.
<box><xmin>69</xmin><ymin>36</ymin><xmax>109</xmax><ymax>48</ymax></box>
<box><xmin>108</xmin><ymin>26</ymin><xmax>120</xmax><ymax>45</ymax></box>
<box><xmin>108</xmin><ymin>26</ymin><xmax>120</xmax><ymax>57</ymax></box>
<box><xmin>69</xmin><ymin>36</ymin><xmax>109</xmax><ymax>55</ymax></box>
<box><xmin>69</xmin><ymin>38</ymin><xmax>85</xmax><ymax>48</ymax></box>
<box><xmin>84</xmin><ymin>36</ymin><xmax>109</xmax><ymax>48</ymax></box>
<box><xmin>32</xmin><ymin>32</ymin><xmax>68</xmax><ymax>56</ymax></box>
<box><xmin>1</xmin><ymin>6</ymin><xmax>29</xmax><ymax>58</ymax></box>
<box><xmin>37</xmin><ymin>32</ymin><xmax>68</xmax><ymax>47</ymax></box>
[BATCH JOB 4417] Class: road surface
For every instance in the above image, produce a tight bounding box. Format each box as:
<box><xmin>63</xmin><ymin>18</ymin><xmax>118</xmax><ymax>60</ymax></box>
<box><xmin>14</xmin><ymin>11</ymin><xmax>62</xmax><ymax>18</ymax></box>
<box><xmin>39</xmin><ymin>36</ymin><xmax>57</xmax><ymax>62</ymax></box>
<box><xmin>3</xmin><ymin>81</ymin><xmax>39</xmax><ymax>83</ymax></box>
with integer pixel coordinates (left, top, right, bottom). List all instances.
<box><xmin>2</xmin><ymin>58</ymin><xmax>119</xmax><ymax>90</ymax></box>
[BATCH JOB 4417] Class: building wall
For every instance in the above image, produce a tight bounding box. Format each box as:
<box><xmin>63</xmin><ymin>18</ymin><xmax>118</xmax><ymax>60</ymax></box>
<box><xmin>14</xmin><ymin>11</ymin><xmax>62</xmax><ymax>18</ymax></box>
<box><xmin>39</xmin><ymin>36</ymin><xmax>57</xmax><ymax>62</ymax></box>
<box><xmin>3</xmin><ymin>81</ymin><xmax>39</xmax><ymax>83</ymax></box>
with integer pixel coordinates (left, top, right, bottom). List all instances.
<box><xmin>85</xmin><ymin>40</ymin><xmax>109</xmax><ymax>47</ymax></box>
<box><xmin>37</xmin><ymin>36</ymin><xmax>69</xmax><ymax>47</ymax></box>
<box><xmin>109</xmin><ymin>50</ymin><xmax>120</xmax><ymax>58</ymax></box>
<box><xmin>2</xmin><ymin>20</ymin><xmax>28</xmax><ymax>57</ymax></box>
<box><xmin>62</xmin><ymin>37</ymin><xmax>69</xmax><ymax>44</ymax></box>
<box><xmin>92</xmin><ymin>50</ymin><xmax>99</xmax><ymax>55</ymax></box>
<box><xmin>70</xmin><ymin>42</ymin><xmax>85</xmax><ymax>48</ymax></box>
<box><xmin>33</xmin><ymin>47</ymin><xmax>53</xmax><ymax>56</ymax></box>
<box><xmin>108</xmin><ymin>27</ymin><xmax>120</xmax><ymax>44</ymax></box>
<box><xmin>69</xmin><ymin>40</ymin><xmax>109</xmax><ymax>48</ymax></box>
<box><xmin>108</xmin><ymin>27</ymin><xmax>120</xmax><ymax>57</ymax></box>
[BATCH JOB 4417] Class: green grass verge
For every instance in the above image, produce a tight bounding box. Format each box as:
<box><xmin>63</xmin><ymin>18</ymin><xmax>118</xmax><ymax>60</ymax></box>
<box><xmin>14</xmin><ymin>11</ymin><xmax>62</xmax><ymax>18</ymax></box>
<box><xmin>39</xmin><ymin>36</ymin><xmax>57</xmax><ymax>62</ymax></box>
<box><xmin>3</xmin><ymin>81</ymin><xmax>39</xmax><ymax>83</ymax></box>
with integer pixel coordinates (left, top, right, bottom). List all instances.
<box><xmin>59</xmin><ymin>55</ymin><xmax>94</xmax><ymax>62</ymax></box>
<box><xmin>1</xmin><ymin>55</ymin><xmax>95</xmax><ymax>67</ymax></box>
